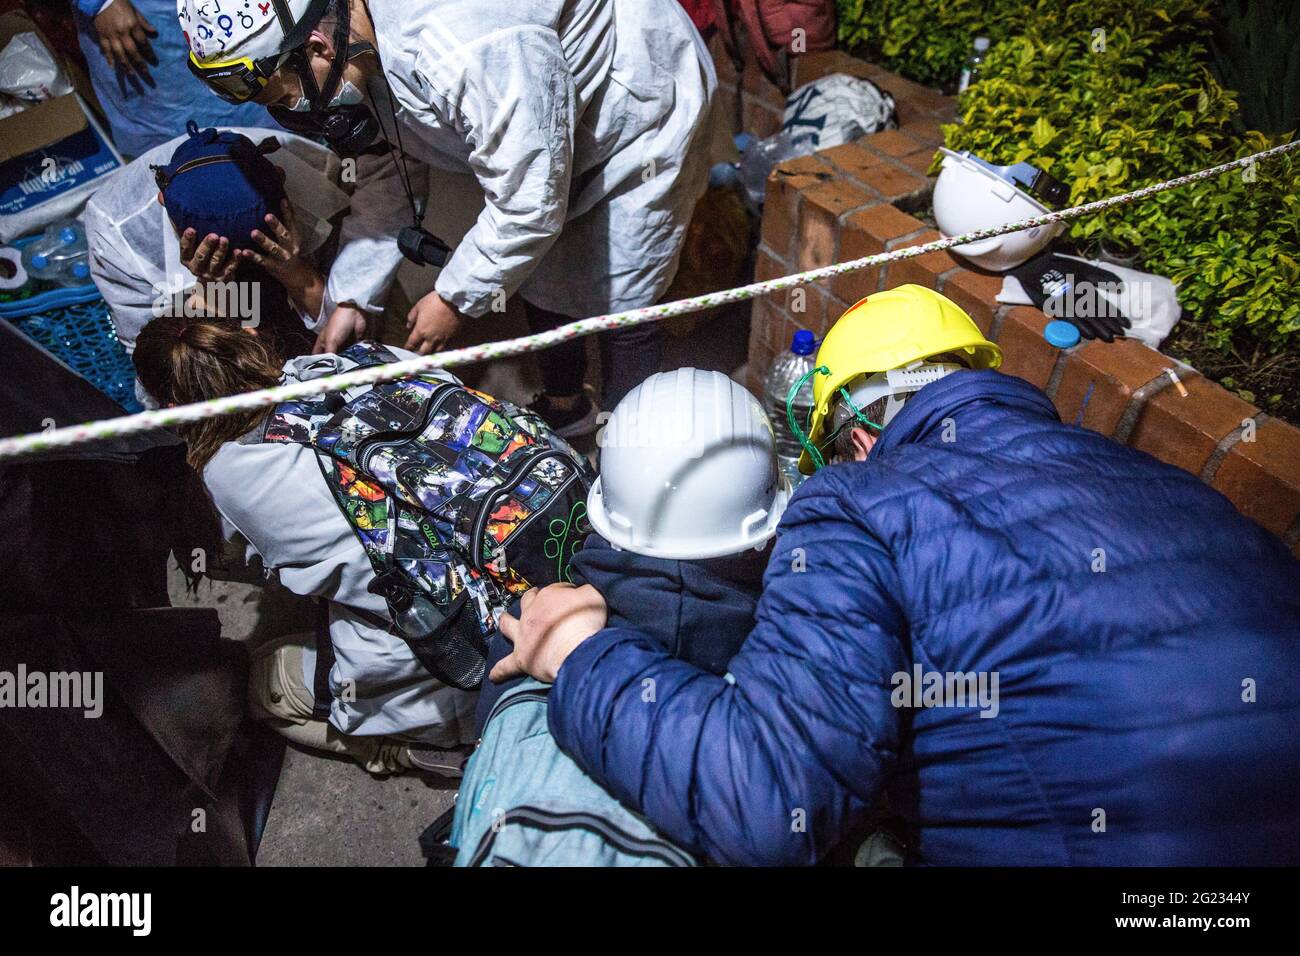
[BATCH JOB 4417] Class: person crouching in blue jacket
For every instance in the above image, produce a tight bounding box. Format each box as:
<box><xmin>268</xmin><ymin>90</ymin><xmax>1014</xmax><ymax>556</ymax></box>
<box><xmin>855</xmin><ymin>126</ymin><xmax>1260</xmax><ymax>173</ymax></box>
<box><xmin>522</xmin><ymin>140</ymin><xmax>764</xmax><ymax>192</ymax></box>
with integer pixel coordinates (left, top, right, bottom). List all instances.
<box><xmin>493</xmin><ymin>284</ymin><xmax>1300</xmax><ymax>866</ymax></box>
<box><xmin>480</xmin><ymin>368</ymin><xmax>788</xmax><ymax>732</ymax></box>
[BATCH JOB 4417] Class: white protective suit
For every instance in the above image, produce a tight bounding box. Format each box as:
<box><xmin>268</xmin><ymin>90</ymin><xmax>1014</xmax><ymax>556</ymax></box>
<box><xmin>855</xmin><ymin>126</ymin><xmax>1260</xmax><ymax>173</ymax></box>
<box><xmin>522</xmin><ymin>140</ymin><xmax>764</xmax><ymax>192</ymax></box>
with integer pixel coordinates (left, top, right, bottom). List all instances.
<box><xmin>368</xmin><ymin>0</ymin><xmax>717</xmax><ymax>319</ymax></box>
<box><xmin>203</xmin><ymin>348</ymin><xmax>476</xmax><ymax>745</ymax></box>
<box><xmin>83</xmin><ymin>127</ymin><xmax>417</xmax><ymax>353</ymax></box>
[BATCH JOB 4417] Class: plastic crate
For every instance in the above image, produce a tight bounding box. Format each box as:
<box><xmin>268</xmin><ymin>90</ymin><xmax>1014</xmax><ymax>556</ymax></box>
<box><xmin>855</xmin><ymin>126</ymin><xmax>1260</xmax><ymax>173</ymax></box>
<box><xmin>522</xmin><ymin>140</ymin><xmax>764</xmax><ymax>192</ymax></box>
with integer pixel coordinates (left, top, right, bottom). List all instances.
<box><xmin>1</xmin><ymin>236</ymin><xmax>142</xmax><ymax>413</ymax></box>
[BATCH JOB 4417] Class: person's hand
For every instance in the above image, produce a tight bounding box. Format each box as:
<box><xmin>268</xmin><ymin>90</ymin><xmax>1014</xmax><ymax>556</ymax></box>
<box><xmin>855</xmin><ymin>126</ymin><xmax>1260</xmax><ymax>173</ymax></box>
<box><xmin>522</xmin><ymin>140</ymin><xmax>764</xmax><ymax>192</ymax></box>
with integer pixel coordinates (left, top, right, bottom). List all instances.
<box><xmin>241</xmin><ymin>201</ymin><xmax>325</xmax><ymax>317</ymax></box>
<box><xmin>490</xmin><ymin>584</ymin><xmax>608</xmax><ymax>684</ymax></box>
<box><xmin>179</xmin><ymin>229</ymin><xmax>239</xmax><ymax>284</ymax></box>
<box><xmin>405</xmin><ymin>291</ymin><xmax>463</xmax><ymax>355</ymax></box>
<box><xmin>313</xmin><ymin>304</ymin><xmax>372</xmax><ymax>354</ymax></box>
<box><xmin>93</xmin><ymin>0</ymin><xmax>158</xmax><ymax>76</ymax></box>
<box><xmin>241</xmin><ymin>201</ymin><xmax>307</xmax><ymax>281</ymax></box>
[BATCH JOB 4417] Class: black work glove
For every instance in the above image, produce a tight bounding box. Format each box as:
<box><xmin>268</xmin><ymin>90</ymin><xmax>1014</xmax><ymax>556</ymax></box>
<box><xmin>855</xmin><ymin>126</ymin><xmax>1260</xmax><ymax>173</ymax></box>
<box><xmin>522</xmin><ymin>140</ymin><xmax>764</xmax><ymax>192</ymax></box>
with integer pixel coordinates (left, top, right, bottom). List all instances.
<box><xmin>1008</xmin><ymin>250</ymin><xmax>1133</xmax><ymax>343</ymax></box>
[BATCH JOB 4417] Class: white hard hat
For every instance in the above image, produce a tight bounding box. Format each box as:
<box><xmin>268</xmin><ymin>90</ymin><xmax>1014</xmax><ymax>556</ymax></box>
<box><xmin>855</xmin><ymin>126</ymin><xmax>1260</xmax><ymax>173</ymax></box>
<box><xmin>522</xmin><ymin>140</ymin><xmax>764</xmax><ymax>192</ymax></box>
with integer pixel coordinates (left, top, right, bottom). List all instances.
<box><xmin>178</xmin><ymin>0</ymin><xmax>324</xmax><ymax>65</ymax></box>
<box><xmin>587</xmin><ymin>368</ymin><xmax>790</xmax><ymax>560</ymax></box>
<box><xmin>932</xmin><ymin>148</ymin><xmax>1070</xmax><ymax>273</ymax></box>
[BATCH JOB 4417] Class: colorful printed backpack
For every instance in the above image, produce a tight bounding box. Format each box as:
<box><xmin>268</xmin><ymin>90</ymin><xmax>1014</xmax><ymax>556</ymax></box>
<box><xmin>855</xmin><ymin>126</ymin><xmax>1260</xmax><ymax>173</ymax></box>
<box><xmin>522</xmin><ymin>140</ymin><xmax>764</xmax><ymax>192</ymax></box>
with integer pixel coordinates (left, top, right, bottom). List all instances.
<box><xmin>260</xmin><ymin>342</ymin><xmax>593</xmax><ymax>690</ymax></box>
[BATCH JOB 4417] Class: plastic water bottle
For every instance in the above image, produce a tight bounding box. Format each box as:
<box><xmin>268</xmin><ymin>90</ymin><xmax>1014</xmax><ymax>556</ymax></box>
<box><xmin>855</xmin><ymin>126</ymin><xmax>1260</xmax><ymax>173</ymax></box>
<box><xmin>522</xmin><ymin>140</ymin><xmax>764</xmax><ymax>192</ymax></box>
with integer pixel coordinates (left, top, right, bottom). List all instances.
<box><xmin>21</xmin><ymin>220</ymin><xmax>91</xmax><ymax>286</ymax></box>
<box><xmin>958</xmin><ymin>37</ymin><xmax>991</xmax><ymax>94</ymax></box>
<box><xmin>764</xmin><ymin>329</ymin><xmax>817</xmax><ymax>488</ymax></box>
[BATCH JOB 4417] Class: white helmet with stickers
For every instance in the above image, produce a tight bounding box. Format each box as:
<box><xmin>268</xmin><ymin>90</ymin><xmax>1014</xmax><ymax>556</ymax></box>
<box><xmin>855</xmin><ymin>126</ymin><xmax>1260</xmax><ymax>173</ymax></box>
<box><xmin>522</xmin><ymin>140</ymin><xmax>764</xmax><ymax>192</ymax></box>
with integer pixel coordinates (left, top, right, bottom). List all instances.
<box><xmin>178</xmin><ymin>0</ymin><xmax>323</xmax><ymax>63</ymax></box>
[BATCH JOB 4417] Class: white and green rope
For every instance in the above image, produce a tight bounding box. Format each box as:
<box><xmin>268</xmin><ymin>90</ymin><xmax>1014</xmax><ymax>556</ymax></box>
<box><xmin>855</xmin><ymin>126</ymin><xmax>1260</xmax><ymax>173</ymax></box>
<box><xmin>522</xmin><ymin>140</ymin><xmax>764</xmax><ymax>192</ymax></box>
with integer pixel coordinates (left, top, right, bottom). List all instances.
<box><xmin>0</xmin><ymin>138</ymin><xmax>1295</xmax><ymax>462</ymax></box>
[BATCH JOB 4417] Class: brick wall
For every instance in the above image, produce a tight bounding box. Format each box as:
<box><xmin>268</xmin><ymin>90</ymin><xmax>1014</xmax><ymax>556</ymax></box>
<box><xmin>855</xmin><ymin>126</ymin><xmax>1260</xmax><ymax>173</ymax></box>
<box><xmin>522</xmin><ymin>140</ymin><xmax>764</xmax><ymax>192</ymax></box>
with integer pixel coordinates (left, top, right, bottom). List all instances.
<box><xmin>712</xmin><ymin>42</ymin><xmax>1300</xmax><ymax>556</ymax></box>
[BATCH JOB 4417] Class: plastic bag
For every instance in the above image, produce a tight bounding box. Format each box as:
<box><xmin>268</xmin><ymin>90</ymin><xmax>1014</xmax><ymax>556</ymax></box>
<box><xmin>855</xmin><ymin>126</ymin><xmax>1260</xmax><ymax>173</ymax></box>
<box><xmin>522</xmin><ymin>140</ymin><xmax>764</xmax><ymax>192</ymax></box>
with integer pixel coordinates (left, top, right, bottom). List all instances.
<box><xmin>739</xmin><ymin>132</ymin><xmax>809</xmax><ymax>212</ymax></box>
<box><xmin>0</xmin><ymin>32</ymin><xmax>73</xmax><ymax>103</ymax></box>
<box><xmin>0</xmin><ymin>93</ymin><xmax>27</xmax><ymax>119</ymax></box>
<box><xmin>782</xmin><ymin>73</ymin><xmax>898</xmax><ymax>152</ymax></box>
<box><xmin>740</xmin><ymin>73</ymin><xmax>899</xmax><ymax>210</ymax></box>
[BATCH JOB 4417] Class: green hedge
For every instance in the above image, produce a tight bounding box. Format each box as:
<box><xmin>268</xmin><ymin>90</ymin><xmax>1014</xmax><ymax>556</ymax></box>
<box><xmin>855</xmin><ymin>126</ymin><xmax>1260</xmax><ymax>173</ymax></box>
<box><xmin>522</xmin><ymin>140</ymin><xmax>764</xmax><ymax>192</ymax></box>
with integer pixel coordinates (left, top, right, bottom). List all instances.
<box><xmin>836</xmin><ymin>0</ymin><xmax>1024</xmax><ymax>91</ymax></box>
<box><xmin>933</xmin><ymin>0</ymin><xmax>1300</xmax><ymax>356</ymax></box>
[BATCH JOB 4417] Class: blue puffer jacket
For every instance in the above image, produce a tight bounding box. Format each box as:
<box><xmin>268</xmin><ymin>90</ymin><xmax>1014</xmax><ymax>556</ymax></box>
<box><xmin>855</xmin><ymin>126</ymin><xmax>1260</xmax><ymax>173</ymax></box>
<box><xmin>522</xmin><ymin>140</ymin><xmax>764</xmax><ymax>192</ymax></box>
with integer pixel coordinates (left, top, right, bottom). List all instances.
<box><xmin>550</xmin><ymin>370</ymin><xmax>1300</xmax><ymax>866</ymax></box>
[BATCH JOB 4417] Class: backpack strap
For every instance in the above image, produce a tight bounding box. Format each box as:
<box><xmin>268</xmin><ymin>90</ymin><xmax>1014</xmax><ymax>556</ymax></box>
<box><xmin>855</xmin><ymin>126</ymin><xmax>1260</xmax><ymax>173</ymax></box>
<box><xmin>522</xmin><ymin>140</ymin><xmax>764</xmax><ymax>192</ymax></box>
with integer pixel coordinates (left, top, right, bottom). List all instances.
<box><xmin>309</xmin><ymin>445</ymin><xmax>487</xmax><ymax>690</ymax></box>
<box><xmin>310</xmin><ymin>598</ymin><xmax>335</xmax><ymax>720</ymax></box>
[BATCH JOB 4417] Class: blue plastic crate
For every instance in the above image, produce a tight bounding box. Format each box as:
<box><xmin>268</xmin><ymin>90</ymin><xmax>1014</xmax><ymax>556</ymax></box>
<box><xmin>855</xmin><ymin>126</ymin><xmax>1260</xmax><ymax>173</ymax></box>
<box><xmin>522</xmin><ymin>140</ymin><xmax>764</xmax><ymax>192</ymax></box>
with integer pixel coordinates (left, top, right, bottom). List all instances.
<box><xmin>1</xmin><ymin>235</ymin><xmax>142</xmax><ymax>413</ymax></box>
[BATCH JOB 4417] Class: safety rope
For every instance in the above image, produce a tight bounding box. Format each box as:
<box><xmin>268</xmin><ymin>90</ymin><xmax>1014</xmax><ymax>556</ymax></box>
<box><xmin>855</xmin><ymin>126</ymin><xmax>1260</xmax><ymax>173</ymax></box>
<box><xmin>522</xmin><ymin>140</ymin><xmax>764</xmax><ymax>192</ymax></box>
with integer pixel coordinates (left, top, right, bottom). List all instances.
<box><xmin>0</xmin><ymin>139</ymin><xmax>1295</xmax><ymax>462</ymax></box>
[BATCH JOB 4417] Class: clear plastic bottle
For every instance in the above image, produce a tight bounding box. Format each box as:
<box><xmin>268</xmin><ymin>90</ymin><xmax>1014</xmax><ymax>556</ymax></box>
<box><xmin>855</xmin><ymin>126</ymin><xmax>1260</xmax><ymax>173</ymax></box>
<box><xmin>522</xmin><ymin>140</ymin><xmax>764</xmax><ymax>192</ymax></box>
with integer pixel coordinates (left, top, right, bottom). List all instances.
<box><xmin>763</xmin><ymin>329</ymin><xmax>818</xmax><ymax>488</ymax></box>
<box><xmin>21</xmin><ymin>220</ymin><xmax>90</xmax><ymax>286</ymax></box>
<box><xmin>957</xmin><ymin>37</ymin><xmax>991</xmax><ymax>94</ymax></box>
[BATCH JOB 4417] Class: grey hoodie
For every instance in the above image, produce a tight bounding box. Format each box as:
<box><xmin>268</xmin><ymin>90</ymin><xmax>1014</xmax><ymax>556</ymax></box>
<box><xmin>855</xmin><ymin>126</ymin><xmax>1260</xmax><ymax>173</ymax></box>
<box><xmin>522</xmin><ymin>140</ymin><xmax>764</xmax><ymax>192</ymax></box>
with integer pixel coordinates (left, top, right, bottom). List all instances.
<box><xmin>203</xmin><ymin>348</ymin><xmax>475</xmax><ymax>745</ymax></box>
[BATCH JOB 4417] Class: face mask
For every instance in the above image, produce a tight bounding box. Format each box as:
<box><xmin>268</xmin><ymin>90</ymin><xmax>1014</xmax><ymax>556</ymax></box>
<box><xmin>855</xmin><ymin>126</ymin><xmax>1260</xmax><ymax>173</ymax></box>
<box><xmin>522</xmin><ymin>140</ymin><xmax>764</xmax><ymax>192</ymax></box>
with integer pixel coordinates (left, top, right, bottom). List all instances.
<box><xmin>267</xmin><ymin>0</ymin><xmax>380</xmax><ymax>159</ymax></box>
<box><xmin>269</xmin><ymin>71</ymin><xmax>380</xmax><ymax>157</ymax></box>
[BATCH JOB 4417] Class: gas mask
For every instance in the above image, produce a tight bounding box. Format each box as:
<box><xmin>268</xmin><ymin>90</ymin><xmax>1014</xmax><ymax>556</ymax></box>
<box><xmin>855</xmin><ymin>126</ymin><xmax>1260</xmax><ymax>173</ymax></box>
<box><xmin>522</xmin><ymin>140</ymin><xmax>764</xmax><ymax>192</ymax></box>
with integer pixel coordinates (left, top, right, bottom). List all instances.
<box><xmin>267</xmin><ymin>2</ymin><xmax>449</xmax><ymax>266</ymax></box>
<box><xmin>269</xmin><ymin>72</ymin><xmax>380</xmax><ymax>157</ymax></box>
<box><xmin>265</xmin><ymin>0</ymin><xmax>379</xmax><ymax>157</ymax></box>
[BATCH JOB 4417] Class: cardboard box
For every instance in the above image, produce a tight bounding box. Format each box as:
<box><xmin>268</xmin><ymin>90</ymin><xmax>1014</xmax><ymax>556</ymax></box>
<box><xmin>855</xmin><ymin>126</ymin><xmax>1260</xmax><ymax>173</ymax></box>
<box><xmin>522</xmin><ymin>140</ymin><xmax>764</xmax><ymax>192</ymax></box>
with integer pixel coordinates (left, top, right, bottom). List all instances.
<box><xmin>0</xmin><ymin>11</ymin><xmax>123</xmax><ymax>242</ymax></box>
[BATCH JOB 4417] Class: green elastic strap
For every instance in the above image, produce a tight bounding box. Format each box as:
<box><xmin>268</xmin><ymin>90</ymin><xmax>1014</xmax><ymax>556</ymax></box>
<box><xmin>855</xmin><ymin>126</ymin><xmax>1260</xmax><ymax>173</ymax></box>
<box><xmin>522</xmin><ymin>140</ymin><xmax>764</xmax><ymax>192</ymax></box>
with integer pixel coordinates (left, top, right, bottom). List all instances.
<box><xmin>838</xmin><ymin>386</ymin><xmax>884</xmax><ymax>432</ymax></box>
<box><xmin>787</xmin><ymin>365</ymin><xmax>830</xmax><ymax>471</ymax></box>
<box><xmin>787</xmin><ymin>368</ymin><xmax>888</xmax><ymax>473</ymax></box>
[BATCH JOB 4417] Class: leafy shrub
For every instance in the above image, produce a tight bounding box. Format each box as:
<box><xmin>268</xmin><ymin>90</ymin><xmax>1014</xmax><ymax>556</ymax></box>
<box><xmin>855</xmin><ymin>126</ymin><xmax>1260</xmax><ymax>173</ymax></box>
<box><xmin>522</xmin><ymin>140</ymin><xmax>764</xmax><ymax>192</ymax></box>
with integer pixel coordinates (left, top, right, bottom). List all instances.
<box><xmin>836</xmin><ymin>0</ymin><xmax>1028</xmax><ymax>90</ymax></box>
<box><xmin>940</xmin><ymin>0</ymin><xmax>1299</xmax><ymax>355</ymax></box>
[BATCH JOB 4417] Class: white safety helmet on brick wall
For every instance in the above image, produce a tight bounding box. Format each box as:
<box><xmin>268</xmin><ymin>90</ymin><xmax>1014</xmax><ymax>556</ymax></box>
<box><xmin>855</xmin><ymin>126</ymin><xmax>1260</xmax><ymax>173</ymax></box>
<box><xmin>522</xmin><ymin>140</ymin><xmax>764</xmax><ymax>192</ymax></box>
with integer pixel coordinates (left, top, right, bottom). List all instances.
<box><xmin>933</xmin><ymin>148</ymin><xmax>1071</xmax><ymax>273</ymax></box>
<box><xmin>587</xmin><ymin>368</ymin><xmax>790</xmax><ymax>560</ymax></box>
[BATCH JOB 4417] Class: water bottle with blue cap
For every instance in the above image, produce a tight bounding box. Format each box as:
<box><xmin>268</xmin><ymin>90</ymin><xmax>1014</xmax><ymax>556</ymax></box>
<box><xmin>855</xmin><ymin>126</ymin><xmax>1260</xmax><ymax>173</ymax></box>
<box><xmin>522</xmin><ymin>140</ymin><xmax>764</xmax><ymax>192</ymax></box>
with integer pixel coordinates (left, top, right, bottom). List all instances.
<box><xmin>21</xmin><ymin>220</ymin><xmax>92</xmax><ymax>287</ymax></box>
<box><xmin>764</xmin><ymin>329</ymin><xmax>818</xmax><ymax>488</ymax></box>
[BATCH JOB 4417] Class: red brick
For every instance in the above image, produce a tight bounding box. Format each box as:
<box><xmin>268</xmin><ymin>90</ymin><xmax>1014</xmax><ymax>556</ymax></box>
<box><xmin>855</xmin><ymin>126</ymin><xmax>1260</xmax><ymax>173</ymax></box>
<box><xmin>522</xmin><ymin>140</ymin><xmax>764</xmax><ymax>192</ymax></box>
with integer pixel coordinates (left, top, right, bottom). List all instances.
<box><xmin>755</xmin><ymin>296</ymin><xmax>787</xmax><ymax>357</ymax></box>
<box><xmin>875</xmin><ymin>73</ymin><xmax>936</xmax><ymax>107</ymax></box>
<box><xmin>883</xmin><ymin>229</ymin><xmax>958</xmax><ymax>291</ymax></box>
<box><xmin>905</xmin><ymin>116</ymin><xmax>949</xmax><ymax>148</ymax></box>
<box><xmin>830</xmin><ymin>205</ymin><xmax>924</xmax><ymax>303</ymax></box>
<box><xmin>788</xmin><ymin>283</ymin><xmax>830</xmax><ymax>338</ymax></box>
<box><xmin>759</xmin><ymin>159</ymin><xmax>831</xmax><ymax>258</ymax></box>
<box><xmin>1129</xmin><ymin>373</ymin><xmax>1259</xmax><ymax>477</ymax></box>
<box><xmin>746</xmin><ymin>309</ymin><xmax>768</xmax><ymax>380</ymax></box>
<box><xmin>942</xmin><ymin>267</ymin><xmax>1003</xmax><ymax>337</ymax></box>
<box><xmin>742</xmin><ymin>95</ymin><xmax>782</xmax><ymax>138</ymax></box>
<box><xmin>715</xmin><ymin>84</ymin><xmax>741</xmax><ymax>134</ymax></box>
<box><xmin>864</xmin><ymin>128</ymin><xmax>926</xmax><ymax>158</ymax></box>
<box><xmin>755</xmin><ymin>248</ymin><xmax>787</xmax><ymax>282</ymax></box>
<box><xmin>902</xmin><ymin>149</ymin><xmax>939</xmax><ymax>175</ymax></box>
<box><xmin>994</xmin><ymin>307</ymin><xmax>1060</xmax><ymax>391</ymax></box>
<box><xmin>796</xmin><ymin>179</ymin><xmax>873</xmax><ymax>271</ymax></box>
<box><xmin>1210</xmin><ymin>418</ymin><xmax>1300</xmax><ymax>538</ymax></box>
<box><xmin>911</xmin><ymin>85</ymin><xmax>957</xmax><ymax>117</ymax></box>
<box><xmin>741</xmin><ymin>55</ymin><xmax>785</xmax><ymax>106</ymax></box>
<box><xmin>848</xmin><ymin>203</ymin><xmax>926</xmax><ymax>245</ymax></box>
<box><xmin>710</xmin><ymin>35</ymin><xmax>739</xmax><ymax>84</ymax></box>
<box><xmin>820</xmin><ymin>142</ymin><xmax>885</xmax><ymax>187</ymax></box>
<box><xmin>791</xmin><ymin>50</ymin><xmax>861</xmax><ymax>88</ymax></box>
<box><xmin>1052</xmin><ymin>338</ymin><xmax>1174</xmax><ymax>436</ymax></box>
<box><xmin>747</xmin><ymin>334</ymin><xmax>777</xmax><ymax>393</ymax></box>
<box><xmin>853</xmin><ymin>161</ymin><xmax>928</xmax><ymax>201</ymax></box>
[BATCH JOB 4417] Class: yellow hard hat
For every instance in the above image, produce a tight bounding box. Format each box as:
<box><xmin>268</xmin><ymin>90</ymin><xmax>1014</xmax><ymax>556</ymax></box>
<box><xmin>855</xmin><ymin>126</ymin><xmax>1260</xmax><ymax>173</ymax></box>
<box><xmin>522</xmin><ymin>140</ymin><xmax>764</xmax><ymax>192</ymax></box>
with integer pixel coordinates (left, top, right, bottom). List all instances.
<box><xmin>796</xmin><ymin>284</ymin><xmax>1001</xmax><ymax>474</ymax></box>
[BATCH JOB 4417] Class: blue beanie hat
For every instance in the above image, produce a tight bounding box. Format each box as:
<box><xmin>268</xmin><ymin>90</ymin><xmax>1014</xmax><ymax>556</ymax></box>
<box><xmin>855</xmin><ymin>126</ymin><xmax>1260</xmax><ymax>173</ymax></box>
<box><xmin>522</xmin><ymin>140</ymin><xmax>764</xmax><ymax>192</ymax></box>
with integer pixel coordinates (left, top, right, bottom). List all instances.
<box><xmin>153</xmin><ymin>121</ymin><xmax>288</xmax><ymax>254</ymax></box>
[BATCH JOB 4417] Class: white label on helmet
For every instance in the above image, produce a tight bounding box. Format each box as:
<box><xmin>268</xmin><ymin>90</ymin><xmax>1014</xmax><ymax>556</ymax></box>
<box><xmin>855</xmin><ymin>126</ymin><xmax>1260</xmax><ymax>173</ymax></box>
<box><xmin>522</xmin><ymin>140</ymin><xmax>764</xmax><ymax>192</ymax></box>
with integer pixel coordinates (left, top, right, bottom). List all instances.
<box><xmin>885</xmin><ymin>364</ymin><xmax>960</xmax><ymax>392</ymax></box>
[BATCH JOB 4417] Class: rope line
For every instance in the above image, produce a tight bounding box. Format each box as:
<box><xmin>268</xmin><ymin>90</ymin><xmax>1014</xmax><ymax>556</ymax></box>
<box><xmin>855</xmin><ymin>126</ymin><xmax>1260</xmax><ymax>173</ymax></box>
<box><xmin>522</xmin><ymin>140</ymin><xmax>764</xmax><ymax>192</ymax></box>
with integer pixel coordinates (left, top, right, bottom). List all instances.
<box><xmin>0</xmin><ymin>139</ymin><xmax>1295</xmax><ymax>462</ymax></box>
